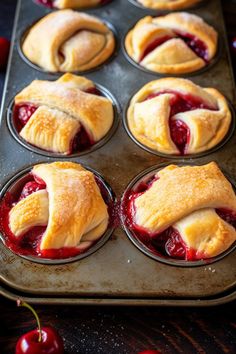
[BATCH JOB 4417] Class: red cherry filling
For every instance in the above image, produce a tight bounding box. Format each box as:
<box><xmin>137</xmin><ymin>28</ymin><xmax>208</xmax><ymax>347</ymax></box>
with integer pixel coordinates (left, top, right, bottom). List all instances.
<box><xmin>175</xmin><ymin>31</ymin><xmax>209</xmax><ymax>62</ymax></box>
<box><xmin>100</xmin><ymin>0</ymin><xmax>111</xmax><ymax>4</ymax></box>
<box><xmin>169</xmin><ymin>120</ymin><xmax>189</xmax><ymax>155</ymax></box>
<box><xmin>13</xmin><ymin>104</ymin><xmax>38</xmax><ymax>130</ymax></box>
<box><xmin>71</xmin><ymin>127</ymin><xmax>94</xmax><ymax>153</ymax></box>
<box><xmin>0</xmin><ymin>173</ymin><xmax>111</xmax><ymax>259</ymax></box>
<box><xmin>140</xmin><ymin>32</ymin><xmax>208</xmax><ymax>62</ymax></box>
<box><xmin>144</xmin><ymin>91</ymin><xmax>217</xmax><ymax>154</ymax></box>
<box><xmin>13</xmin><ymin>87</ymin><xmax>102</xmax><ymax>154</ymax></box>
<box><xmin>216</xmin><ymin>209</ymin><xmax>236</xmax><ymax>229</ymax></box>
<box><xmin>19</xmin><ymin>181</ymin><xmax>46</xmax><ymax>201</ymax></box>
<box><xmin>122</xmin><ymin>175</ymin><xmax>236</xmax><ymax>261</ymax></box>
<box><xmin>35</xmin><ymin>0</ymin><xmax>54</xmax><ymax>8</ymax></box>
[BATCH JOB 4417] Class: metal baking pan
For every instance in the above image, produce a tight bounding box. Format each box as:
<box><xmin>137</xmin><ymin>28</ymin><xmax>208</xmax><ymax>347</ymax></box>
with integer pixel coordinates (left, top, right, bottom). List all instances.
<box><xmin>0</xmin><ymin>0</ymin><xmax>236</xmax><ymax>306</ymax></box>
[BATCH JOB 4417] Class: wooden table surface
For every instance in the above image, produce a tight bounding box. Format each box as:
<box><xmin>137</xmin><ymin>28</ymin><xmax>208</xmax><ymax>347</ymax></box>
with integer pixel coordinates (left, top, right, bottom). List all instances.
<box><xmin>0</xmin><ymin>1</ymin><xmax>236</xmax><ymax>353</ymax></box>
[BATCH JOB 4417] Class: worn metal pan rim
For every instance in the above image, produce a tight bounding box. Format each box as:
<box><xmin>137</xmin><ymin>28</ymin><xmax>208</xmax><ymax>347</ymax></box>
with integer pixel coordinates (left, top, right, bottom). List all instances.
<box><xmin>0</xmin><ymin>163</ymin><xmax>116</xmax><ymax>265</ymax></box>
<box><xmin>7</xmin><ymin>83</ymin><xmax>121</xmax><ymax>158</ymax></box>
<box><xmin>120</xmin><ymin>161</ymin><xmax>236</xmax><ymax>268</ymax></box>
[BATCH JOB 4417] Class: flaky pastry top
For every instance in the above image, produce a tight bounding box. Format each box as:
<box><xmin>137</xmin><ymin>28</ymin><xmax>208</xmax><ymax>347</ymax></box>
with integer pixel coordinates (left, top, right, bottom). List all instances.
<box><xmin>9</xmin><ymin>162</ymin><xmax>109</xmax><ymax>251</ymax></box>
<box><xmin>22</xmin><ymin>10</ymin><xmax>115</xmax><ymax>72</ymax></box>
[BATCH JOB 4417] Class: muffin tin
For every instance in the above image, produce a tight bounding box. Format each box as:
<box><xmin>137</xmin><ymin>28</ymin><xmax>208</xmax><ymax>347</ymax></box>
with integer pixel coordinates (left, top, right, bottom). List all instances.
<box><xmin>0</xmin><ymin>0</ymin><xmax>236</xmax><ymax>306</ymax></box>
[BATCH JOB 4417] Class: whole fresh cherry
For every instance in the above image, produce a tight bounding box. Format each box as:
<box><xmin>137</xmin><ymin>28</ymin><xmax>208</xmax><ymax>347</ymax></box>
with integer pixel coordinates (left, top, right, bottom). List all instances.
<box><xmin>15</xmin><ymin>300</ymin><xmax>64</xmax><ymax>354</ymax></box>
<box><xmin>138</xmin><ymin>351</ymin><xmax>162</xmax><ymax>354</ymax></box>
<box><xmin>0</xmin><ymin>37</ymin><xmax>10</xmax><ymax>70</ymax></box>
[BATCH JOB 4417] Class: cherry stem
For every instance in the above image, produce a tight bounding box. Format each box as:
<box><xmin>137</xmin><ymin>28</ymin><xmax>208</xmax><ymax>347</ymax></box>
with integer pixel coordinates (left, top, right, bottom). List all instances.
<box><xmin>17</xmin><ymin>299</ymin><xmax>42</xmax><ymax>342</ymax></box>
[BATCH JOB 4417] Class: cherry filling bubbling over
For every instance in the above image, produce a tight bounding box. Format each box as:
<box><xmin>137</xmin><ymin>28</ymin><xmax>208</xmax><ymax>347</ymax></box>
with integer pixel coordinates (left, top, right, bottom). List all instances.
<box><xmin>140</xmin><ymin>32</ymin><xmax>208</xmax><ymax>62</ymax></box>
<box><xmin>13</xmin><ymin>87</ymin><xmax>103</xmax><ymax>154</ymax></box>
<box><xmin>0</xmin><ymin>173</ymin><xmax>111</xmax><ymax>259</ymax></box>
<box><xmin>122</xmin><ymin>173</ymin><xmax>236</xmax><ymax>261</ymax></box>
<box><xmin>144</xmin><ymin>90</ymin><xmax>217</xmax><ymax>154</ymax></box>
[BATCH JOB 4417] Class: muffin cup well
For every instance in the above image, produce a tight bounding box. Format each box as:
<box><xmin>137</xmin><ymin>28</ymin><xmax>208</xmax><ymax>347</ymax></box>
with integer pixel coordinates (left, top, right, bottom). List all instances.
<box><xmin>120</xmin><ymin>161</ymin><xmax>236</xmax><ymax>267</ymax></box>
<box><xmin>123</xmin><ymin>89</ymin><xmax>235</xmax><ymax>160</ymax></box>
<box><xmin>0</xmin><ymin>163</ymin><xmax>116</xmax><ymax>265</ymax></box>
<box><xmin>122</xmin><ymin>22</ymin><xmax>222</xmax><ymax>78</ymax></box>
<box><xmin>18</xmin><ymin>17</ymin><xmax>118</xmax><ymax>75</ymax></box>
<box><xmin>7</xmin><ymin>82</ymin><xmax>120</xmax><ymax>158</ymax></box>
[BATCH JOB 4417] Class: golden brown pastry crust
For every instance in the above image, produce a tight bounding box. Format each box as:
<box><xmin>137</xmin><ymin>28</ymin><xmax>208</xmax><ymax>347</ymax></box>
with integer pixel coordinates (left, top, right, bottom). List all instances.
<box><xmin>133</xmin><ymin>163</ymin><xmax>236</xmax><ymax>258</ymax></box>
<box><xmin>22</xmin><ymin>10</ymin><xmax>115</xmax><ymax>72</ymax></box>
<box><xmin>54</xmin><ymin>0</ymin><xmax>101</xmax><ymax>8</ymax></box>
<box><xmin>136</xmin><ymin>0</ymin><xmax>201</xmax><ymax>10</ymax></box>
<box><xmin>127</xmin><ymin>78</ymin><xmax>231</xmax><ymax>155</ymax></box>
<box><xmin>15</xmin><ymin>74</ymin><xmax>114</xmax><ymax>154</ymax></box>
<box><xmin>9</xmin><ymin>162</ymin><xmax>109</xmax><ymax>251</ymax></box>
<box><xmin>174</xmin><ymin>209</ymin><xmax>236</xmax><ymax>258</ymax></box>
<box><xmin>9</xmin><ymin>190</ymin><xmax>49</xmax><ymax>237</ymax></box>
<box><xmin>125</xmin><ymin>13</ymin><xmax>217</xmax><ymax>74</ymax></box>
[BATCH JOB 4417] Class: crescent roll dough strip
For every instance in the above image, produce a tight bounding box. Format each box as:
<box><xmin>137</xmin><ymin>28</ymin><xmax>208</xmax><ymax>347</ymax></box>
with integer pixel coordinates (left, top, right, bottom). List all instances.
<box><xmin>20</xmin><ymin>106</ymin><xmax>81</xmax><ymax>154</ymax></box>
<box><xmin>9</xmin><ymin>162</ymin><xmax>109</xmax><ymax>251</ymax></box>
<box><xmin>15</xmin><ymin>74</ymin><xmax>114</xmax><ymax>144</ymax></box>
<box><xmin>173</xmin><ymin>208</ymin><xmax>236</xmax><ymax>258</ymax></box>
<box><xmin>22</xmin><ymin>10</ymin><xmax>115</xmax><ymax>72</ymax></box>
<box><xmin>32</xmin><ymin>162</ymin><xmax>109</xmax><ymax>250</ymax></box>
<box><xmin>134</xmin><ymin>162</ymin><xmax>236</xmax><ymax>234</ymax></box>
<box><xmin>9</xmin><ymin>190</ymin><xmax>49</xmax><ymax>237</ymax></box>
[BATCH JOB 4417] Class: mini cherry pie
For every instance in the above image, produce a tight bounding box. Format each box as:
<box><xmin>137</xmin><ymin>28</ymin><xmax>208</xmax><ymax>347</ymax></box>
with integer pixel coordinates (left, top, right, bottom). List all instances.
<box><xmin>122</xmin><ymin>163</ymin><xmax>236</xmax><ymax>261</ymax></box>
<box><xmin>22</xmin><ymin>10</ymin><xmax>115</xmax><ymax>72</ymax></box>
<box><xmin>13</xmin><ymin>73</ymin><xmax>114</xmax><ymax>155</ymax></box>
<box><xmin>136</xmin><ymin>0</ymin><xmax>202</xmax><ymax>10</ymax></box>
<box><xmin>0</xmin><ymin>162</ymin><xmax>109</xmax><ymax>259</ymax></box>
<box><xmin>127</xmin><ymin>78</ymin><xmax>231</xmax><ymax>155</ymax></box>
<box><xmin>36</xmin><ymin>0</ymin><xmax>110</xmax><ymax>8</ymax></box>
<box><xmin>125</xmin><ymin>12</ymin><xmax>217</xmax><ymax>74</ymax></box>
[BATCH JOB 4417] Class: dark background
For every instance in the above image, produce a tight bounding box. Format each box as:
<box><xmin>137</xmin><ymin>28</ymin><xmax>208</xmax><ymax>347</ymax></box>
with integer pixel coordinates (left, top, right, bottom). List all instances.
<box><xmin>0</xmin><ymin>1</ymin><xmax>236</xmax><ymax>353</ymax></box>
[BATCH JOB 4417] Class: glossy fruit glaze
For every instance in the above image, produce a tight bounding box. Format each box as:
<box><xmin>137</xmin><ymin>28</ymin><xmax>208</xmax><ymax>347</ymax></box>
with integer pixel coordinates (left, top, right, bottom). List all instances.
<box><xmin>13</xmin><ymin>87</ymin><xmax>104</xmax><ymax>154</ymax></box>
<box><xmin>176</xmin><ymin>31</ymin><xmax>209</xmax><ymax>62</ymax></box>
<box><xmin>140</xmin><ymin>31</ymin><xmax>208</xmax><ymax>62</ymax></box>
<box><xmin>0</xmin><ymin>173</ymin><xmax>112</xmax><ymax>260</ymax></box>
<box><xmin>35</xmin><ymin>0</ymin><xmax>110</xmax><ymax>8</ymax></box>
<box><xmin>15</xmin><ymin>326</ymin><xmax>64</xmax><ymax>354</ymax></box>
<box><xmin>122</xmin><ymin>173</ymin><xmax>236</xmax><ymax>261</ymax></box>
<box><xmin>145</xmin><ymin>90</ymin><xmax>217</xmax><ymax>154</ymax></box>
